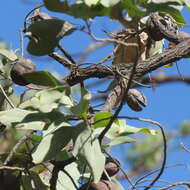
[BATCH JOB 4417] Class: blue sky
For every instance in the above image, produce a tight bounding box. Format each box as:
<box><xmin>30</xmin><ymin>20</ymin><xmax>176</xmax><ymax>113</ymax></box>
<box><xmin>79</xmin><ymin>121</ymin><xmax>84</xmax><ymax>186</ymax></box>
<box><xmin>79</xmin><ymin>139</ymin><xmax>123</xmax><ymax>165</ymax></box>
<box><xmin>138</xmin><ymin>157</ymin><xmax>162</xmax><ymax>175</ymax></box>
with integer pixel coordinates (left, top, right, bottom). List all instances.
<box><xmin>1</xmin><ymin>0</ymin><xmax>190</xmax><ymax>189</ymax></box>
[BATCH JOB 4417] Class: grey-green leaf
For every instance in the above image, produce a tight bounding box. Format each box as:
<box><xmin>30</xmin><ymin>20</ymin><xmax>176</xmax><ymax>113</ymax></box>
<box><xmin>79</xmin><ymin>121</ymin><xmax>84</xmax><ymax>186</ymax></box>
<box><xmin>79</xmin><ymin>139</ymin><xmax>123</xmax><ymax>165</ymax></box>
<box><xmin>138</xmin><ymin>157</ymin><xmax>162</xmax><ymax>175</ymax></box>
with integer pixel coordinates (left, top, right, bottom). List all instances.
<box><xmin>0</xmin><ymin>49</ymin><xmax>18</xmax><ymax>61</ymax></box>
<box><xmin>32</xmin><ymin>121</ymin><xmax>73</xmax><ymax>163</ymax></box>
<box><xmin>73</xmin><ymin>127</ymin><xmax>105</xmax><ymax>183</ymax></box>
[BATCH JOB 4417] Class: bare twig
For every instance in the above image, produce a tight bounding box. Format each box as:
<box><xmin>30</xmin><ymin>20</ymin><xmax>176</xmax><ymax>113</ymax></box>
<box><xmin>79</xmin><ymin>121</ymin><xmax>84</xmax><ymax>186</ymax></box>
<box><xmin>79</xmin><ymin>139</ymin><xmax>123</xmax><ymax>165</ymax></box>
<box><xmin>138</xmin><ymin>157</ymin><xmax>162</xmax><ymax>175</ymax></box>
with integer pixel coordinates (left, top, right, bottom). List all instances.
<box><xmin>19</xmin><ymin>29</ymin><xmax>24</xmax><ymax>57</ymax></box>
<box><xmin>117</xmin><ymin>117</ymin><xmax>167</xmax><ymax>190</ymax></box>
<box><xmin>79</xmin><ymin>42</ymin><xmax>108</xmax><ymax>63</ymax></box>
<box><xmin>180</xmin><ymin>142</ymin><xmax>190</xmax><ymax>154</ymax></box>
<box><xmin>0</xmin><ymin>84</ymin><xmax>15</xmax><ymax>108</ymax></box>
<box><xmin>159</xmin><ymin>181</ymin><xmax>190</xmax><ymax>190</ymax></box>
<box><xmin>98</xmin><ymin>29</ymin><xmax>140</xmax><ymax>143</ymax></box>
<box><xmin>49</xmin><ymin>52</ymin><xmax>73</xmax><ymax>68</ymax></box>
<box><xmin>57</xmin><ymin>43</ymin><xmax>76</xmax><ymax>65</ymax></box>
<box><xmin>142</xmin><ymin>75</ymin><xmax>190</xmax><ymax>85</ymax></box>
<box><xmin>4</xmin><ymin>130</ymin><xmax>33</xmax><ymax>166</ymax></box>
<box><xmin>0</xmin><ymin>166</ymin><xmax>25</xmax><ymax>171</ymax></box>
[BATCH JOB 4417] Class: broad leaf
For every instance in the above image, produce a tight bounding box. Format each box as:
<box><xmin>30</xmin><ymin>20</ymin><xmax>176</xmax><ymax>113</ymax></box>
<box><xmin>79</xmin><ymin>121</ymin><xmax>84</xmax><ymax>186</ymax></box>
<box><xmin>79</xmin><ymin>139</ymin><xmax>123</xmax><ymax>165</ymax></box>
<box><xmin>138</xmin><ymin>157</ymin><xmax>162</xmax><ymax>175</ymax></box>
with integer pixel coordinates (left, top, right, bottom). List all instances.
<box><xmin>84</xmin><ymin>0</ymin><xmax>99</xmax><ymax>6</ymax></box>
<box><xmin>56</xmin><ymin>162</ymin><xmax>80</xmax><ymax>190</ymax></box>
<box><xmin>20</xmin><ymin>86</ymin><xmax>72</xmax><ymax>113</ymax></box>
<box><xmin>24</xmin><ymin>71</ymin><xmax>61</xmax><ymax>87</ymax></box>
<box><xmin>100</xmin><ymin>0</ymin><xmax>120</xmax><ymax>7</ymax></box>
<box><xmin>73</xmin><ymin>126</ymin><xmax>105</xmax><ymax>183</ymax></box>
<box><xmin>26</xmin><ymin>19</ymin><xmax>74</xmax><ymax>56</ymax></box>
<box><xmin>32</xmin><ymin>119</ymin><xmax>73</xmax><ymax>163</ymax></box>
<box><xmin>71</xmin><ymin>88</ymin><xmax>91</xmax><ymax>117</ymax></box>
<box><xmin>0</xmin><ymin>49</ymin><xmax>18</xmax><ymax>61</ymax></box>
<box><xmin>108</xmin><ymin>136</ymin><xmax>136</xmax><ymax>146</ymax></box>
<box><xmin>0</xmin><ymin>108</ymin><xmax>35</xmax><ymax>126</ymax></box>
<box><xmin>94</xmin><ymin>112</ymin><xmax>117</xmax><ymax>128</ymax></box>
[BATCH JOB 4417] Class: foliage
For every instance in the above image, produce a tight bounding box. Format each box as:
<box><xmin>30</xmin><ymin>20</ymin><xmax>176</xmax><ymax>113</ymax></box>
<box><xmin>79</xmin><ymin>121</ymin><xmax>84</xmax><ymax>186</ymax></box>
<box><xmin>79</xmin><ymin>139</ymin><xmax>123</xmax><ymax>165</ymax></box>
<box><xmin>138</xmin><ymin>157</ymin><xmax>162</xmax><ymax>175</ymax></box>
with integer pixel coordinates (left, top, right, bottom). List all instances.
<box><xmin>0</xmin><ymin>0</ymin><xmax>190</xmax><ymax>189</ymax></box>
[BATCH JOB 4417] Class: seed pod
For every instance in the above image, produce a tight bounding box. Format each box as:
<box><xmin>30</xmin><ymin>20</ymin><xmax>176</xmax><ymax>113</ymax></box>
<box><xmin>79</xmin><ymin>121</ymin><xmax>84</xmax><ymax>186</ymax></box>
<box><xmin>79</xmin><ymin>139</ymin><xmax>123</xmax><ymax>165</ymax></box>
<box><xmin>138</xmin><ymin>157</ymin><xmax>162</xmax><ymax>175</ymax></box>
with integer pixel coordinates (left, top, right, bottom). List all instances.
<box><xmin>126</xmin><ymin>89</ymin><xmax>147</xmax><ymax>112</ymax></box>
<box><xmin>79</xmin><ymin>180</ymin><xmax>117</xmax><ymax>190</ymax></box>
<box><xmin>102</xmin><ymin>157</ymin><xmax>120</xmax><ymax>179</ymax></box>
<box><xmin>11</xmin><ymin>58</ymin><xmax>35</xmax><ymax>86</ymax></box>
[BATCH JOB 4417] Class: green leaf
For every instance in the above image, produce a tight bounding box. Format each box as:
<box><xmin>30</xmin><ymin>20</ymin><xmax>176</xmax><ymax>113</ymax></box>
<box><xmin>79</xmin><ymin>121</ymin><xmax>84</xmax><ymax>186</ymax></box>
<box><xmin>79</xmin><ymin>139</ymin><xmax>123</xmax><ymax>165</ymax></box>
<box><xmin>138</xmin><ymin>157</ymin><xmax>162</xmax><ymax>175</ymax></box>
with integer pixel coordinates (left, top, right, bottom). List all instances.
<box><xmin>56</xmin><ymin>163</ymin><xmax>80</xmax><ymax>190</ymax></box>
<box><xmin>26</xmin><ymin>19</ymin><xmax>74</xmax><ymax>41</ymax></box>
<box><xmin>73</xmin><ymin>127</ymin><xmax>105</xmax><ymax>183</ymax></box>
<box><xmin>0</xmin><ymin>108</ymin><xmax>65</xmax><ymax>130</ymax></box>
<box><xmin>20</xmin><ymin>86</ymin><xmax>71</xmax><ymax>113</ymax></box>
<box><xmin>71</xmin><ymin>88</ymin><xmax>91</xmax><ymax>117</ymax></box>
<box><xmin>144</xmin><ymin>1</ymin><xmax>186</xmax><ymax>23</ymax></box>
<box><xmin>122</xmin><ymin>0</ymin><xmax>146</xmax><ymax>17</ymax></box>
<box><xmin>181</xmin><ymin>0</ymin><xmax>190</xmax><ymax>7</ymax></box>
<box><xmin>32</xmin><ymin>119</ymin><xmax>73</xmax><ymax>163</ymax></box>
<box><xmin>108</xmin><ymin>136</ymin><xmax>136</xmax><ymax>146</ymax></box>
<box><xmin>95</xmin><ymin>120</ymin><xmax>157</xmax><ymax>141</ymax></box>
<box><xmin>0</xmin><ymin>49</ymin><xmax>18</xmax><ymax>61</ymax></box>
<box><xmin>27</xmin><ymin>39</ymin><xmax>56</xmax><ymax>56</ymax></box>
<box><xmin>21</xmin><ymin>172</ymin><xmax>47</xmax><ymax>190</ymax></box>
<box><xmin>84</xmin><ymin>0</ymin><xmax>99</xmax><ymax>6</ymax></box>
<box><xmin>0</xmin><ymin>108</ymin><xmax>35</xmax><ymax>126</ymax></box>
<box><xmin>100</xmin><ymin>0</ymin><xmax>120</xmax><ymax>7</ymax></box>
<box><xmin>16</xmin><ymin>121</ymin><xmax>45</xmax><ymax>130</ymax></box>
<box><xmin>94</xmin><ymin>112</ymin><xmax>116</xmax><ymax>128</ymax></box>
<box><xmin>26</xmin><ymin>19</ymin><xmax>74</xmax><ymax>56</ymax></box>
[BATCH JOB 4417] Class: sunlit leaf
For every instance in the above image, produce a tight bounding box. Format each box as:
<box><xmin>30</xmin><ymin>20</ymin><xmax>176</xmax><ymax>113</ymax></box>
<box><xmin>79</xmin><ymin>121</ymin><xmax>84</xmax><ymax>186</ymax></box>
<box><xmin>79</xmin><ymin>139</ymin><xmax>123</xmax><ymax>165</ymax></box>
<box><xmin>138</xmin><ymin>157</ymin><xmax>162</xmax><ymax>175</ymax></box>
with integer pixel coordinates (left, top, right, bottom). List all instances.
<box><xmin>108</xmin><ymin>136</ymin><xmax>136</xmax><ymax>146</ymax></box>
<box><xmin>100</xmin><ymin>0</ymin><xmax>120</xmax><ymax>7</ymax></box>
<box><xmin>0</xmin><ymin>108</ymin><xmax>35</xmax><ymax>126</ymax></box>
<box><xmin>16</xmin><ymin>121</ymin><xmax>45</xmax><ymax>130</ymax></box>
<box><xmin>20</xmin><ymin>86</ymin><xmax>71</xmax><ymax>113</ymax></box>
<box><xmin>73</xmin><ymin>126</ymin><xmax>105</xmax><ymax>183</ymax></box>
<box><xmin>56</xmin><ymin>162</ymin><xmax>80</xmax><ymax>190</ymax></box>
<box><xmin>0</xmin><ymin>49</ymin><xmax>18</xmax><ymax>61</ymax></box>
<box><xmin>94</xmin><ymin>112</ymin><xmax>116</xmax><ymax>128</ymax></box>
<box><xmin>71</xmin><ymin>88</ymin><xmax>91</xmax><ymax>117</ymax></box>
<box><xmin>84</xmin><ymin>0</ymin><xmax>99</xmax><ymax>6</ymax></box>
<box><xmin>32</xmin><ymin>119</ymin><xmax>73</xmax><ymax>163</ymax></box>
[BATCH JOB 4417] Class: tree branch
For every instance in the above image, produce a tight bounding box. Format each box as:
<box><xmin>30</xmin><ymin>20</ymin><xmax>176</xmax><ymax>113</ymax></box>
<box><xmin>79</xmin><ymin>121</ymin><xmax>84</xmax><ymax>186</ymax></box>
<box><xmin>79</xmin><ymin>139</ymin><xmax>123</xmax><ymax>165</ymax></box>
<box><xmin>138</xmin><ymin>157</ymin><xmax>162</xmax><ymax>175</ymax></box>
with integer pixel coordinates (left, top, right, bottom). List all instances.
<box><xmin>64</xmin><ymin>38</ymin><xmax>190</xmax><ymax>86</ymax></box>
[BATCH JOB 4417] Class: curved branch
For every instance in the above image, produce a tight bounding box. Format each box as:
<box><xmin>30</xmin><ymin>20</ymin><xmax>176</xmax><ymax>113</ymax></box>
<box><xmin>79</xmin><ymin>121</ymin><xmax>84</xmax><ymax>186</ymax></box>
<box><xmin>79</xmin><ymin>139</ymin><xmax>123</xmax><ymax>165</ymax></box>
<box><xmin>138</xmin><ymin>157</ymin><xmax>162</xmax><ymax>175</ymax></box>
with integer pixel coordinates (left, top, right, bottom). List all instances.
<box><xmin>64</xmin><ymin>38</ymin><xmax>190</xmax><ymax>86</ymax></box>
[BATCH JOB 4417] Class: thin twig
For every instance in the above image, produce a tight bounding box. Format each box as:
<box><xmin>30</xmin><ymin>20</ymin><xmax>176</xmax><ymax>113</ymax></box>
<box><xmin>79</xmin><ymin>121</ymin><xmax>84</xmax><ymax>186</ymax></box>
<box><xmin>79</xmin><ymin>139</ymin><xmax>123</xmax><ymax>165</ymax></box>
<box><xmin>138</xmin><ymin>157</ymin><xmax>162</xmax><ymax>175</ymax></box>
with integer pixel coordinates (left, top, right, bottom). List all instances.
<box><xmin>118</xmin><ymin>117</ymin><xmax>167</xmax><ymax>190</ymax></box>
<box><xmin>180</xmin><ymin>142</ymin><xmax>190</xmax><ymax>154</ymax></box>
<box><xmin>159</xmin><ymin>181</ymin><xmax>190</xmax><ymax>190</ymax></box>
<box><xmin>79</xmin><ymin>42</ymin><xmax>108</xmax><ymax>63</ymax></box>
<box><xmin>0</xmin><ymin>84</ymin><xmax>15</xmax><ymax>108</ymax></box>
<box><xmin>98</xmin><ymin>28</ymin><xmax>140</xmax><ymax>143</ymax></box>
<box><xmin>19</xmin><ymin>29</ymin><xmax>24</xmax><ymax>57</ymax></box>
<box><xmin>57</xmin><ymin>43</ymin><xmax>76</xmax><ymax>64</ymax></box>
<box><xmin>4</xmin><ymin>130</ymin><xmax>33</xmax><ymax>165</ymax></box>
<box><xmin>49</xmin><ymin>52</ymin><xmax>73</xmax><ymax>68</ymax></box>
<box><xmin>130</xmin><ymin>164</ymin><xmax>185</xmax><ymax>186</ymax></box>
<box><xmin>0</xmin><ymin>166</ymin><xmax>25</xmax><ymax>171</ymax></box>
<box><xmin>61</xmin><ymin>168</ymin><xmax>79</xmax><ymax>190</ymax></box>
